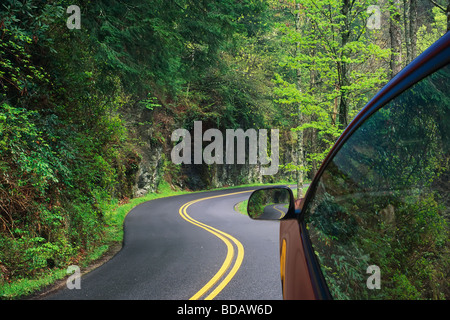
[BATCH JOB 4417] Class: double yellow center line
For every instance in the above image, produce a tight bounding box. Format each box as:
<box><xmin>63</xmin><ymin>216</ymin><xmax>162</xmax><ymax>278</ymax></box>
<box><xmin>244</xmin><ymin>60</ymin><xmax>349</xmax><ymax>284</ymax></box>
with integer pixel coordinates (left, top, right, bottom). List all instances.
<box><xmin>178</xmin><ymin>190</ymin><xmax>253</xmax><ymax>300</ymax></box>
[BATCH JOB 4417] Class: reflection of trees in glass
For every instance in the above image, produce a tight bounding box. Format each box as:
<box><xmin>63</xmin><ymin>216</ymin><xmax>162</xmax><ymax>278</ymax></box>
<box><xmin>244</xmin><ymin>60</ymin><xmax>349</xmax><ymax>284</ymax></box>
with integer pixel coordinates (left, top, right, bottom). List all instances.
<box><xmin>248</xmin><ymin>191</ymin><xmax>266</xmax><ymax>218</ymax></box>
<box><xmin>305</xmin><ymin>65</ymin><xmax>450</xmax><ymax>299</ymax></box>
<box><xmin>248</xmin><ymin>188</ymin><xmax>290</xmax><ymax>218</ymax></box>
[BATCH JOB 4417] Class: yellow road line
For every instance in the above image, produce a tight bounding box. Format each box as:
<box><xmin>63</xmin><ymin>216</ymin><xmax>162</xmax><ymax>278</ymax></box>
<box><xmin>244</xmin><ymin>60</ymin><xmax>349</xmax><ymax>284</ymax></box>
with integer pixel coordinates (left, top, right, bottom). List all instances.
<box><xmin>272</xmin><ymin>204</ymin><xmax>287</xmax><ymax>219</ymax></box>
<box><xmin>178</xmin><ymin>190</ymin><xmax>253</xmax><ymax>300</ymax></box>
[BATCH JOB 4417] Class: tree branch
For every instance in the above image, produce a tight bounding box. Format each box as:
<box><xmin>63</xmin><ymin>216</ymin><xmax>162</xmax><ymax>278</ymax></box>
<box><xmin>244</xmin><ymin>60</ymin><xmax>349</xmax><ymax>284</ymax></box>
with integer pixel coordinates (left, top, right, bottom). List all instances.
<box><xmin>428</xmin><ymin>0</ymin><xmax>446</xmax><ymax>12</ymax></box>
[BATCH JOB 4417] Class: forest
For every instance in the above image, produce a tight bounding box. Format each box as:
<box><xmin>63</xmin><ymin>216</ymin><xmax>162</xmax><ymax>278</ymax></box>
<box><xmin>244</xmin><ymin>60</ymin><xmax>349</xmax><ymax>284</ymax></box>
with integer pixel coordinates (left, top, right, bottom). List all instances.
<box><xmin>0</xmin><ymin>0</ymin><xmax>448</xmax><ymax>298</ymax></box>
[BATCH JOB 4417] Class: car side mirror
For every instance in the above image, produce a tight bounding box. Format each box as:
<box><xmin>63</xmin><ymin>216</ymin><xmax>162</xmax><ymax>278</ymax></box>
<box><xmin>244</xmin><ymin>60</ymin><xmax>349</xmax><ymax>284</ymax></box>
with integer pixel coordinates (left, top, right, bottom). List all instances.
<box><xmin>247</xmin><ymin>187</ymin><xmax>296</xmax><ymax>220</ymax></box>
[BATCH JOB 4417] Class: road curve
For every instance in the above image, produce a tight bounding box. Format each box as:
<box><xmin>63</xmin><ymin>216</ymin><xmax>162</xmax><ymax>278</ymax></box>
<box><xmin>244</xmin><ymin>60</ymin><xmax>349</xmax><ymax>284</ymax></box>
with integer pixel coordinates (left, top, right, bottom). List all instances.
<box><xmin>46</xmin><ymin>187</ymin><xmax>283</xmax><ymax>300</ymax></box>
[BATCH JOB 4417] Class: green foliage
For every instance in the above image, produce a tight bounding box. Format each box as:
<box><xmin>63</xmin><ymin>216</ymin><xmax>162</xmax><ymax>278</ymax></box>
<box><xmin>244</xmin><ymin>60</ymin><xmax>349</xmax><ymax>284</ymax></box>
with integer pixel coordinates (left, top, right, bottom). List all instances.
<box><xmin>79</xmin><ymin>0</ymin><xmax>268</xmax><ymax>97</ymax></box>
<box><xmin>273</xmin><ymin>0</ymin><xmax>390</xmax><ymax>180</ymax></box>
<box><xmin>417</xmin><ymin>7</ymin><xmax>448</xmax><ymax>54</ymax></box>
<box><xmin>0</xmin><ymin>101</ymin><xmax>108</xmax><ymax>282</ymax></box>
<box><xmin>0</xmin><ymin>26</ymin><xmax>49</xmax><ymax>100</ymax></box>
<box><xmin>0</xmin><ymin>0</ymin><xmax>65</xmax><ymax>102</ymax></box>
<box><xmin>0</xmin><ymin>0</ymin><xmax>276</xmax><ymax>291</ymax></box>
<box><xmin>138</xmin><ymin>94</ymin><xmax>161</xmax><ymax>111</ymax></box>
<box><xmin>0</xmin><ymin>1</ymin><xmax>135</xmax><ymax>288</ymax></box>
<box><xmin>0</xmin><ymin>104</ymin><xmax>65</xmax><ymax>192</ymax></box>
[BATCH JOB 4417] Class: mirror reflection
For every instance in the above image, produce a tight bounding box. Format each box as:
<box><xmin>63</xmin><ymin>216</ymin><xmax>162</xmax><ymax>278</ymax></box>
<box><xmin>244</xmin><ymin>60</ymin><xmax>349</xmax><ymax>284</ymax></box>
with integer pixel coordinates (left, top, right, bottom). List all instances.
<box><xmin>247</xmin><ymin>187</ymin><xmax>293</xmax><ymax>220</ymax></box>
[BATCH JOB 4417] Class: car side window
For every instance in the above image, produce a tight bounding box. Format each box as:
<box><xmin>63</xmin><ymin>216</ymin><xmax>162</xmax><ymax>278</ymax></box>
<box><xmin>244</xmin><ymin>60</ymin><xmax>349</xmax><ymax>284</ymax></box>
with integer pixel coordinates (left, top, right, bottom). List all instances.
<box><xmin>303</xmin><ymin>64</ymin><xmax>449</xmax><ymax>300</ymax></box>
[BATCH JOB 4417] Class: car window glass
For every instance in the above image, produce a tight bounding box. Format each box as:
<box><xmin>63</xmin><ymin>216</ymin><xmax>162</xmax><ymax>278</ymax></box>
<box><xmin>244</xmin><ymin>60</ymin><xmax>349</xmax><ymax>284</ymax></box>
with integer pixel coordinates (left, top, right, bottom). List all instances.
<box><xmin>303</xmin><ymin>64</ymin><xmax>449</xmax><ymax>300</ymax></box>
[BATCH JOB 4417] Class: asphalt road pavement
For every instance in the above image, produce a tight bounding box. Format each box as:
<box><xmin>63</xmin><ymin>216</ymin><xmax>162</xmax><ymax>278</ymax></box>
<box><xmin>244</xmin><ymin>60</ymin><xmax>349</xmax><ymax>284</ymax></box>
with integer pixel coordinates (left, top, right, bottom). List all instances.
<box><xmin>46</xmin><ymin>187</ymin><xmax>283</xmax><ymax>300</ymax></box>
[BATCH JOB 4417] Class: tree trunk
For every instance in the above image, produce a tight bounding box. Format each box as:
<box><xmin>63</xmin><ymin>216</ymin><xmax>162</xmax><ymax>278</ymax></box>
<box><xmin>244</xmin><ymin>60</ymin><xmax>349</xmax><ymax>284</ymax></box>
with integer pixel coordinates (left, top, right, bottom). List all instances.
<box><xmin>309</xmin><ymin>42</ymin><xmax>318</xmax><ymax>180</ymax></box>
<box><xmin>390</xmin><ymin>0</ymin><xmax>402</xmax><ymax>78</ymax></box>
<box><xmin>338</xmin><ymin>87</ymin><xmax>348</xmax><ymax>129</ymax></box>
<box><xmin>447</xmin><ymin>0</ymin><xmax>450</xmax><ymax>32</ymax></box>
<box><xmin>403</xmin><ymin>0</ymin><xmax>419</xmax><ymax>64</ymax></box>
<box><xmin>410</xmin><ymin>0</ymin><xmax>417</xmax><ymax>61</ymax></box>
<box><xmin>295</xmin><ymin>3</ymin><xmax>305</xmax><ymax>200</ymax></box>
<box><xmin>338</xmin><ymin>0</ymin><xmax>350</xmax><ymax>129</ymax></box>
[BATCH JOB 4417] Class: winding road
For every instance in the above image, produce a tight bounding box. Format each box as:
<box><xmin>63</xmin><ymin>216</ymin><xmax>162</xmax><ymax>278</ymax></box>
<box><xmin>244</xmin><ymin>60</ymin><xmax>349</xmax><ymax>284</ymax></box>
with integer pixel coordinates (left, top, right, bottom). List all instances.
<box><xmin>46</xmin><ymin>187</ymin><xmax>283</xmax><ymax>300</ymax></box>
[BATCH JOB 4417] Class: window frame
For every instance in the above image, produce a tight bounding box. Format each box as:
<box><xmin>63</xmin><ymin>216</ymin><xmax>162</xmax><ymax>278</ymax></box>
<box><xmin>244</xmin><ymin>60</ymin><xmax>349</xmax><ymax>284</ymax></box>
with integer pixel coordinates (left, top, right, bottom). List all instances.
<box><xmin>297</xmin><ymin>32</ymin><xmax>450</xmax><ymax>300</ymax></box>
